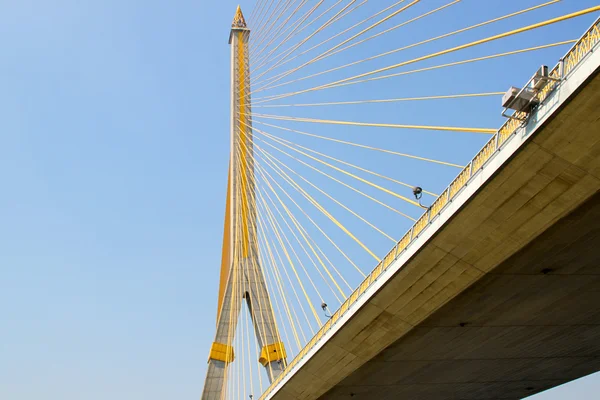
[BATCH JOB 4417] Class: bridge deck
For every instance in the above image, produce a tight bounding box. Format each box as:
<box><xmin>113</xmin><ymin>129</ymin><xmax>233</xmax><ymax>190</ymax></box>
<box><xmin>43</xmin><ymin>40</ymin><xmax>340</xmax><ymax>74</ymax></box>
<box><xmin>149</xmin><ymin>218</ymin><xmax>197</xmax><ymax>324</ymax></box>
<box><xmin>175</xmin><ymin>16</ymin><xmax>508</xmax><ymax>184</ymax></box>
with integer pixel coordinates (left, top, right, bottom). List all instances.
<box><xmin>263</xmin><ymin>19</ymin><xmax>600</xmax><ymax>400</ymax></box>
<box><xmin>324</xmin><ymin>185</ymin><xmax>600</xmax><ymax>399</ymax></box>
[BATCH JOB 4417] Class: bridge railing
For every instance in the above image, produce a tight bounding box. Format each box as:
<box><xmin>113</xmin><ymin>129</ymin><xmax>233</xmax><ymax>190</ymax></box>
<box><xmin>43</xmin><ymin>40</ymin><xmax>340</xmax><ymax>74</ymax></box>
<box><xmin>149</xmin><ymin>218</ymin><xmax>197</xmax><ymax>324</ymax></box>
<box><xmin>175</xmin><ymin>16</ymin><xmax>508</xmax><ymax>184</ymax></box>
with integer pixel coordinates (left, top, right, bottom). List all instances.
<box><xmin>260</xmin><ymin>16</ymin><xmax>600</xmax><ymax>400</ymax></box>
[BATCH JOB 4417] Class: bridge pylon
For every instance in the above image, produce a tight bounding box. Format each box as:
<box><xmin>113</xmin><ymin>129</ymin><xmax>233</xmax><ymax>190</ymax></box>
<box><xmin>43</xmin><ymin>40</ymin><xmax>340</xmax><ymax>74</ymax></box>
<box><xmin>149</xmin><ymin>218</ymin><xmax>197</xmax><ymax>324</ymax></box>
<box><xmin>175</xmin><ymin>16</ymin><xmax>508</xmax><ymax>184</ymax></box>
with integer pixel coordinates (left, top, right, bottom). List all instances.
<box><xmin>201</xmin><ymin>7</ymin><xmax>287</xmax><ymax>400</ymax></box>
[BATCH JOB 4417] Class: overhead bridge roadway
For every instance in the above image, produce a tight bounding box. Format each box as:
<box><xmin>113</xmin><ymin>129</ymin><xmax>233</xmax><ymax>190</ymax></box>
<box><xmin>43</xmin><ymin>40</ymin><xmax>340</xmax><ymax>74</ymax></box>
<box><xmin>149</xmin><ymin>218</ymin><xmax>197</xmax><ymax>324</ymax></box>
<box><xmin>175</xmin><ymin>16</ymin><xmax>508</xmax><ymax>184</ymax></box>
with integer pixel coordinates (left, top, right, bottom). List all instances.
<box><xmin>260</xmin><ymin>18</ymin><xmax>600</xmax><ymax>400</ymax></box>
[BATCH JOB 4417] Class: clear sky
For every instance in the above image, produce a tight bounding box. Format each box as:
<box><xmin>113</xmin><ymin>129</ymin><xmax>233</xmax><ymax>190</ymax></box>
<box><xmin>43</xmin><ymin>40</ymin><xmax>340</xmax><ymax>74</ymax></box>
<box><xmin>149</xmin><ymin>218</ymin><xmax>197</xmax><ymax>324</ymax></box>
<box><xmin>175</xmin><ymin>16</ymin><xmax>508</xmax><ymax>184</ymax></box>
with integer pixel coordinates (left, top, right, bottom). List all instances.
<box><xmin>1</xmin><ymin>1</ymin><xmax>599</xmax><ymax>399</ymax></box>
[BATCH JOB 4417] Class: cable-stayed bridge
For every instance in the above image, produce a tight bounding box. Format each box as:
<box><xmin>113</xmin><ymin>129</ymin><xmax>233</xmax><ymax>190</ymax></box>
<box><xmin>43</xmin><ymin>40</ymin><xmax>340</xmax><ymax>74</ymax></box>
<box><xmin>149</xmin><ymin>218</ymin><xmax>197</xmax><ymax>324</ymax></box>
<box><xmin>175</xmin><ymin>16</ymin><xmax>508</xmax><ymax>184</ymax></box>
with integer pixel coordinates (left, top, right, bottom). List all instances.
<box><xmin>201</xmin><ymin>2</ymin><xmax>600</xmax><ymax>399</ymax></box>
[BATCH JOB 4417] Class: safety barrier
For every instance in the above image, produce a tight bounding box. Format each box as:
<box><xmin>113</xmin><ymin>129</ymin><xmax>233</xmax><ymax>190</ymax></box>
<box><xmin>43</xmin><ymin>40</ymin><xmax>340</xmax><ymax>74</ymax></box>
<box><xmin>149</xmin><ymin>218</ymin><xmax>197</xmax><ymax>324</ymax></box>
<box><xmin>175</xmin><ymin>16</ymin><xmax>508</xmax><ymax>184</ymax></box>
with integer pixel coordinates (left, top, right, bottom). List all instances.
<box><xmin>260</xmin><ymin>16</ymin><xmax>600</xmax><ymax>400</ymax></box>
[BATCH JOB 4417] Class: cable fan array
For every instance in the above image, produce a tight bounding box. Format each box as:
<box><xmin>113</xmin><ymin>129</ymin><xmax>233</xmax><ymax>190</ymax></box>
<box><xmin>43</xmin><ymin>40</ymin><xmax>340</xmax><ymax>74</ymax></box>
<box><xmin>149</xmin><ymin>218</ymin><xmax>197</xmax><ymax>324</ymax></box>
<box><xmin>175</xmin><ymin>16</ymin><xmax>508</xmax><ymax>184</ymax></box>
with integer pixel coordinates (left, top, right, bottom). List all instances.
<box><xmin>222</xmin><ymin>1</ymin><xmax>600</xmax><ymax>398</ymax></box>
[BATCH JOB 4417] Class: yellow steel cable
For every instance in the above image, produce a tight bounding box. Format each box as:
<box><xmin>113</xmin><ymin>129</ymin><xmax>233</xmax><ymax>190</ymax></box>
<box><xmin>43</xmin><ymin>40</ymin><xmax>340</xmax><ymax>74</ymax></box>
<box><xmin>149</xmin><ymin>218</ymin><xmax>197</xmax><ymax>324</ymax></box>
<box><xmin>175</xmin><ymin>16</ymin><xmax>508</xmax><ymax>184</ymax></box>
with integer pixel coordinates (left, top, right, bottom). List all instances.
<box><xmin>252</xmin><ymin>164</ymin><xmax>346</xmax><ymax>311</ymax></box>
<box><xmin>222</xmin><ymin>201</ymin><xmax>234</xmax><ymax>399</ymax></box>
<box><xmin>253</xmin><ymin>0</ymin><xmax>402</xmax><ymax>87</ymax></box>
<box><xmin>250</xmin><ymin>0</ymin><xmax>271</xmax><ymax>37</ymax></box>
<box><xmin>259</xmin><ymin>146</ymin><xmax>399</xmax><ymax>242</ymax></box>
<box><xmin>226</xmin><ymin>164</ymin><xmax>242</xmax><ymax>399</ymax></box>
<box><xmin>252</xmin><ymin>0</ymin><xmax>348</xmax><ymax>75</ymax></box>
<box><xmin>251</xmin><ymin>298</ymin><xmax>263</xmax><ymax>394</ymax></box>
<box><xmin>304</xmin><ymin>222</ymin><xmax>354</xmax><ymax>292</ymax></box>
<box><xmin>264</xmin><ymin>191</ymin><xmax>356</xmax><ymax>290</ymax></box>
<box><xmin>250</xmin><ymin>0</ymin><xmax>296</xmax><ymax>53</ymax></box>
<box><xmin>269</xmin><ymin>238</ymin><xmax>310</xmax><ymax>345</ymax></box>
<box><xmin>284</xmin><ymin>0</ymin><xmax>345</xmax><ymax>39</ymax></box>
<box><xmin>233</xmin><ymin>123</ymin><xmax>305</xmax><ymax>356</ymax></box>
<box><xmin>234</xmin><ymin>153</ymin><xmax>277</xmax><ymax>384</ymax></box>
<box><xmin>232</xmin><ymin>142</ymin><xmax>284</xmax><ymax>385</ymax></box>
<box><xmin>253</xmin><ymin>112</ymin><xmax>496</xmax><ymax>133</ymax></box>
<box><xmin>318</xmin><ymin>40</ymin><xmax>578</xmax><ymax>90</ymax></box>
<box><xmin>252</xmin><ymin>0</ymin><xmax>357</xmax><ymax>82</ymax></box>
<box><xmin>256</xmin><ymin>233</ymin><xmax>294</xmax><ymax>368</ymax></box>
<box><xmin>251</xmin><ymin>0</ymin><xmax>278</xmax><ymax>42</ymax></box>
<box><xmin>253</xmin><ymin>0</ymin><xmax>363</xmax><ymax>72</ymax></box>
<box><xmin>243</xmin><ymin>276</ymin><xmax>254</xmax><ymax>397</ymax></box>
<box><xmin>238</xmin><ymin>118</ymin><xmax>418</xmax><ymax>213</ymax></box>
<box><xmin>250</xmin><ymin>0</ymin><xmax>311</xmax><ymax>60</ymax></box>
<box><xmin>241</xmin><ymin>286</ymin><xmax>247</xmax><ymax>400</ymax></box>
<box><xmin>248</xmin><ymin>0</ymin><xmax>260</xmax><ymax>22</ymax></box>
<box><xmin>237</xmin><ymin>141</ymin><xmax>263</xmax><ymax>395</ymax></box>
<box><xmin>247</xmin><ymin>253</ymin><xmax>276</xmax><ymax>383</ymax></box>
<box><xmin>236</xmin><ymin>134</ymin><xmax>347</xmax><ymax>303</ymax></box>
<box><xmin>255</xmin><ymin>135</ymin><xmax>416</xmax><ymax>221</ymax></box>
<box><xmin>241</xmin><ymin>231</ymin><xmax>249</xmax><ymax>397</ymax></box>
<box><xmin>258</xmin><ymin>185</ymin><xmax>327</xmax><ymax>303</ymax></box>
<box><xmin>257</xmin><ymin>215</ymin><xmax>301</xmax><ymax>357</ymax></box>
<box><xmin>232</xmin><ymin>246</ymin><xmax>241</xmax><ymax>400</ymax></box>
<box><xmin>254</xmin><ymin>0</ymin><xmax>418</xmax><ymax>89</ymax></box>
<box><xmin>249</xmin><ymin>231</ymin><xmax>279</xmax><ymax>382</ymax></box>
<box><xmin>256</xmin><ymin>152</ymin><xmax>400</xmax><ymax>296</ymax></box>
<box><xmin>288</xmin><ymin>0</ymin><xmax>363</xmax><ymax>43</ymax></box>
<box><xmin>240</xmin><ymin>122</ymin><xmax>388</xmax><ymax>261</ymax></box>
<box><xmin>252</xmin><ymin>0</ymin><xmax>331</xmax><ymax>67</ymax></box>
<box><xmin>257</xmin><ymin>154</ymin><xmax>357</xmax><ymax>291</ymax></box>
<box><xmin>254</xmin><ymin>118</ymin><xmax>456</xmax><ymax>177</ymax></box>
<box><xmin>259</xmin><ymin>151</ymin><xmax>357</xmax><ymax>291</ymax></box>
<box><xmin>242</xmin><ymin>255</ymin><xmax>261</xmax><ymax>397</ymax></box>
<box><xmin>254</xmin><ymin>4</ymin><xmax>598</xmax><ymax>103</ymax></box>
<box><xmin>260</xmin><ymin>190</ymin><xmax>322</xmax><ymax>329</ymax></box>
<box><xmin>257</xmin><ymin>229</ymin><xmax>295</xmax><ymax>362</ymax></box>
<box><xmin>257</xmin><ymin>163</ymin><xmax>348</xmax><ymax>299</ymax></box>
<box><xmin>235</xmin><ymin>147</ymin><xmax>248</xmax><ymax>379</ymax></box>
<box><xmin>251</xmin><ymin>0</ymin><xmax>309</xmax><ymax>60</ymax></box>
<box><xmin>253</xmin><ymin>92</ymin><xmax>504</xmax><ymax>108</ymax></box>
<box><xmin>249</xmin><ymin>199</ymin><xmax>294</xmax><ymax>365</ymax></box>
<box><xmin>253</xmin><ymin>0</ymin><xmax>351</xmax><ymax>77</ymax></box>
<box><xmin>260</xmin><ymin>130</ymin><xmax>439</xmax><ymax>196</ymax></box>
<box><xmin>255</xmin><ymin>153</ymin><xmax>367</xmax><ymax>279</ymax></box>
<box><xmin>252</xmin><ymin>0</ymin><xmax>355</xmax><ymax>82</ymax></box>
<box><xmin>254</xmin><ymin>0</ymin><xmax>414</xmax><ymax>86</ymax></box>
<box><xmin>252</xmin><ymin>0</ymin><xmax>276</xmax><ymax>28</ymax></box>
<box><xmin>252</xmin><ymin>141</ymin><xmax>366</xmax><ymax>284</ymax></box>
<box><xmin>254</xmin><ymin>2</ymin><xmax>459</xmax><ymax>94</ymax></box>
<box><xmin>255</xmin><ymin>0</ymin><xmax>553</xmax><ymax>93</ymax></box>
<box><xmin>254</xmin><ymin>1</ymin><xmax>561</xmax><ymax>97</ymax></box>
<box><xmin>252</xmin><ymin>42</ymin><xmax>572</xmax><ymax>104</ymax></box>
<box><xmin>258</xmin><ymin>130</ymin><xmax>437</xmax><ymax>199</ymax></box>
<box><xmin>256</xmin><ymin>145</ymin><xmax>380</xmax><ymax>265</ymax></box>
<box><xmin>253</xmin><ymin>175</ymin><xmax>325</xmax><ymax>302</ymax></box>
<box><xmin>227</xmin><ymin>166</ymin><xmax>244</xmax><ymax>398</ymax></box>
<box><xmin>324</xmin><ymin>0</ymin><xmax>461</xmax><ymax>64</ymax></box>
<box><xmin>249</xmin><ymin>0</ymin><xmax>266</xmax><ymax>25</ymax></box>
<box><xmin>255</xmin><ymin>172</ymin><xmax>344</xmax><ymax>304</ymax></box>
<box><xmin>254</xmin><ymin>119</ymin><xmax>463</xmax><ymax>172</ymax></box>
<box><xmin>253</xmin><ymin>0</ymin><xmax>374</xmax><ymax>85</ymax></box>
<box><xmin>256</xmin><ymin>0</ymin><xmax>405</xmax><ymax>85</ymax></box>
<box><xmin>257</xmin><ymin>187</ymin><xmax>307</xmax><ymax>348</ymax></box>
<box><xmin>251</xmin><ymin>0</ymin><xmax>319</xmax><ymax>65</ymax></box>
<box><xmin>236</xmin><ymin>125</ymin><xmax>360</xmax><ymax>288</ymax></box>
<box><xmin>260</xmin><ymin>199</ymin><xmax>315</xmax><ymax>340</ymax></box>
<box><xmin>256</xmin><ymin>210</ymin><xmax>302</xmax><ymax>350</ymax></box>
<box><xmin>258</xmin><ymin>146</ymin><xmax>397</xmax><ymax>243</ymax></box>
<box><xmin>253</xmin><ymin>127</ymin><xmax>435</xmax><ymax>207</ymax></box>
<box><xmin>254</xmin><ymin>0</ymin><xmax>307</xmax><ymax>43</ymax></box>
<box><xmin>263</xmin><ymin>227</ymin><xmax>309</xmax><ymax>351</ymax></box>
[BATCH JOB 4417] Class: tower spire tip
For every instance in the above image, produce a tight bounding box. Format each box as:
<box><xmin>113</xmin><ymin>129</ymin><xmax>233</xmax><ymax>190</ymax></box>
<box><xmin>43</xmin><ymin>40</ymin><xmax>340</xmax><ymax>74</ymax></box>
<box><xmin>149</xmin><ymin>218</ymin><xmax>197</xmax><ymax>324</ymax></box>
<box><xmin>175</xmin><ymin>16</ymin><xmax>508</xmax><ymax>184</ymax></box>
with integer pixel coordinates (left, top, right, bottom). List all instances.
<box><xmin>232</xmin><ymin>5</ymin><xmax>247</xmax><ymax>29</ymax></box>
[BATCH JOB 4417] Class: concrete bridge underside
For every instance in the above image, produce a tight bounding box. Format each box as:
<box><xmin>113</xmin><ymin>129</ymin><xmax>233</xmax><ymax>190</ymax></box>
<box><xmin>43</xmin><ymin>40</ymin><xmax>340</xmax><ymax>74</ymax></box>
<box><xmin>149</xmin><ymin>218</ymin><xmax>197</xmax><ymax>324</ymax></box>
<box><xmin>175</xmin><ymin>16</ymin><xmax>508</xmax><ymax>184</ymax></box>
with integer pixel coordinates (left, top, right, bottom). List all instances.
<box><xmin>271</xmin><ymin>63</ymin><xmax>600</xmax><ymax>399</ymax></box>
<box><xmin>324</xmin><ymin>190</ymin><xmax>600</xmax><ymax>400</ymax></box>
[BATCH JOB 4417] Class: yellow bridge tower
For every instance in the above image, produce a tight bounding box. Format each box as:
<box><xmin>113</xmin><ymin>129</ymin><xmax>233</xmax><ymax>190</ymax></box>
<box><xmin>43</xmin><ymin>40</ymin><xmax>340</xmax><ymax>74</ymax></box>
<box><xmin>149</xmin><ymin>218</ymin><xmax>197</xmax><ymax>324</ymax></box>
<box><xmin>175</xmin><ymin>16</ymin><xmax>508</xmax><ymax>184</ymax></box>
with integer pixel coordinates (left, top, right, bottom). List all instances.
<box><xmin>201</xmin><ymin>7</ymin><xmax>287</xmax><ymax>400</ymax></box>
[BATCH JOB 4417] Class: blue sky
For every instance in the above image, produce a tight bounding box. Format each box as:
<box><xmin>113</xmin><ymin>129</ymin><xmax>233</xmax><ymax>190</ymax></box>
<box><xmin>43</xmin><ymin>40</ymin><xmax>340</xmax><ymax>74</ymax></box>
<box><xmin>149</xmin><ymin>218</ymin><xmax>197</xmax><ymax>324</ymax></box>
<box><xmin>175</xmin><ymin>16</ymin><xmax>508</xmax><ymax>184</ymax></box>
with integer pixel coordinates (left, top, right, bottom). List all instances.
<box><xmin>1</xmin><ymin>1</ymin><xmax>599</xmax><ymax>399</ymax></box>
